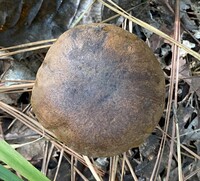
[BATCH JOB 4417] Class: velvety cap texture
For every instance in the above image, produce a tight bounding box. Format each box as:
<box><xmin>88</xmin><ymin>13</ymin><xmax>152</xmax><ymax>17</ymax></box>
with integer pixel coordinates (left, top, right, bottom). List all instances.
<box><xmin>31</xmin><ymin>23</ymin><xmax>165</xmax><ymax>157</ymax></box>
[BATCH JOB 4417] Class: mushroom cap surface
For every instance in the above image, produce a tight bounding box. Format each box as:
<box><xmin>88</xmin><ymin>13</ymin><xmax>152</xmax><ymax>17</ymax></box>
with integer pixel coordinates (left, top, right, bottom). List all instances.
<box><xmin>31</xmin><ymin>23</ymin><xmax>165</xmax><ymax>157</ymax></box>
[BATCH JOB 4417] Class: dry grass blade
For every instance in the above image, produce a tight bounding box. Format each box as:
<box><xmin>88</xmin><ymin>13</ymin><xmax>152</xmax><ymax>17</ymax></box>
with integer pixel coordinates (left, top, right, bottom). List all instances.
<box><xmin>151</xmin><ymin>138</ymin><xmax>164</xmax><ymax>181</ymax></box>
<box><xmin>69</xmin><ymin>0</ymin><xmax>96</xmax><ymax>28</ymax></box>
<box><xmin>174</xmin><ymin>106</ymin><xmax>184</xmax><ymax>181</ymax></box>
<box><xmin>83</xmin><ymin>156</ymin><xmax>103</xmax><ymax>181</ymax></box>
<box><xmin>8</xmin><ymin>104</ymin><xmax>32</xmax><ymax>130</ymax></box>
<box><xmin>178</xmin><ymin>128</ymin><xmax>200</xmax><ymax>138</ymax></box>
<box><xmin>71</xmin><ymin>155</ymin><xmax>75</xmax><ymax>181</ymax></box>
<box><xmin>124</xmin><ymin>153</ymin><xmax>138</xmax><ymax>181</ymax></box>
<box><xmin>1</xmin><ymin>2</ymin><xmax>199</xmax><ymax>180</ymax></box>
<box><xmin>0</xmin><ymin>45</ymin><xmax>51</xmax><ymax>57</ymax></box>
<box><xmin>53</xmin><ymin>148</ymin><xmax>64</xmax><ymax>181</ymax></box>
<box><xmin>120</xmin><ymin>153</ymin><xmax>126</xmax><ymax>181</ymax></box>
<box><xmin>173</xmin><ymin>1</ymin><xmax>183</xmax><ymax>180</ymax></box>
<box><xmin>156</xmin><ymin>126</ymin><xmax>200</xmax><ymax>160</ymax></box>
<box><xmin>109</xmin><ymin>155</ymin><xmax>119</xmax><ymax>181</ymax></box>
<box><xmin>99</xmin><ymin>0</ymin><xmax>200</xmax><ymax>60</ymax></box>
<box><xmin>1</xmin><ymin>80</ymin><xmax>35</xmax><ymax>83</ymax></box>
<box><xmin>165</xmin><ymin>1</ymin><xmax>183</xmax><ymax>180</ymax></box>
<box><xmin>0</xmin><ymin>101</ymin><xmax>105</xmax><ymax>180</ymax></box>
<box><xmin>41</xmin><ymin>142</ymin><xmax>54</xmax><ymax>175</ymax></box>
<box><xmin>0</xmin><ymin>39</ymin><xmax>56</xmax><ymax>58</ymax></box>
<box><xmin>0</xmin><ymin>39</ymin><xmax>56</xmax><ymax>51</ymax></box>
<box><xmin>71</xmin><ymin>158</ymin><xmax>89</xmax><ymax>181</ymax></box>
<box><xmin>180</xmin><ymin>145</ymin><xmax>200</xmax><ymax>161</ymax></box>
<box><xmin>185</xmin><ymin>167</ymin><xmax>200</xmax><ymax>180</ymax></box>
<box><xmin>0</xmin><ymin>83</ymin><xmax>34</xmax><ymax>93</ymax></box>
<box><xmin>0</xmin><ymin>101</ymin><xmax>49</xmax><ymax>136</ymax></box>
<box><xmin>10</xmin><ymin>137</ymin><xmax>44</xmax><ymax>150</ymax></box>
<box><xmin>102</xmin><ymin>2</ymin><xmax>147</xmax><ymax>23</ymax></box>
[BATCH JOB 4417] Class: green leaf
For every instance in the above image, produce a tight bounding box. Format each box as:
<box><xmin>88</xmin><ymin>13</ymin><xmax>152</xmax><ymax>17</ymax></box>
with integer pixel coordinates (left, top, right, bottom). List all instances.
<box><xmin>0</xmin><ymin>164</ymin><xmax>23</xmax><ymax>181</ymax></box>
<box><xmin>0</xmin><ymin>139</ymin><xmax>50</xmax><ymax>181</ymax></box>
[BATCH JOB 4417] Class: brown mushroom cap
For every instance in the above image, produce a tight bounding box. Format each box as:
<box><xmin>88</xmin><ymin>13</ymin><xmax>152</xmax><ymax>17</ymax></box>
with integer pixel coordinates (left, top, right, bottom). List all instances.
<box><xmin>31</xmin><ymin>23</ymin><xmax>165</xmax><ymax>157</ymax></box>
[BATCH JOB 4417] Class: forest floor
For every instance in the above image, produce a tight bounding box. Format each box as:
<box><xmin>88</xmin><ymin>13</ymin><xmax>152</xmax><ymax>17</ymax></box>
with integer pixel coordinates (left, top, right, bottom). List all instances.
<box><xmin>0</xmin><ymin>0</ymin><xmax>200</xmax><ymax>181</ymax></box>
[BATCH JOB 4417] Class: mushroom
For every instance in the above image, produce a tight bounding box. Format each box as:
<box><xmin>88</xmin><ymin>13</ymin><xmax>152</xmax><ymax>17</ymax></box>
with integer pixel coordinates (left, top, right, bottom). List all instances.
<box><xmin>31</xmin><ymin>23</ymin><xmax>165</xmax><ymax>157</ymax></box>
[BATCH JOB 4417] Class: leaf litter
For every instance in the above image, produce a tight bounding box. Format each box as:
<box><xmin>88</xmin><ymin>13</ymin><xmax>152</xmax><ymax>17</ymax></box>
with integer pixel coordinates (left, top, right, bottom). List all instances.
<box><xmin>0</xmin><ymin>0</ymin><xmax>200</xmax><ymax>180</ymax></box>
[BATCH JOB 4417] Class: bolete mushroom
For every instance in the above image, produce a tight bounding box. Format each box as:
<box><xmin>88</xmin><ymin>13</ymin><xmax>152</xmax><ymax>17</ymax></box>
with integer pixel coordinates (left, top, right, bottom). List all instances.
<box><xmin>31</xmin><ymin>23</ymin><xmax>165</xmax><ymax>157</ymax></box>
